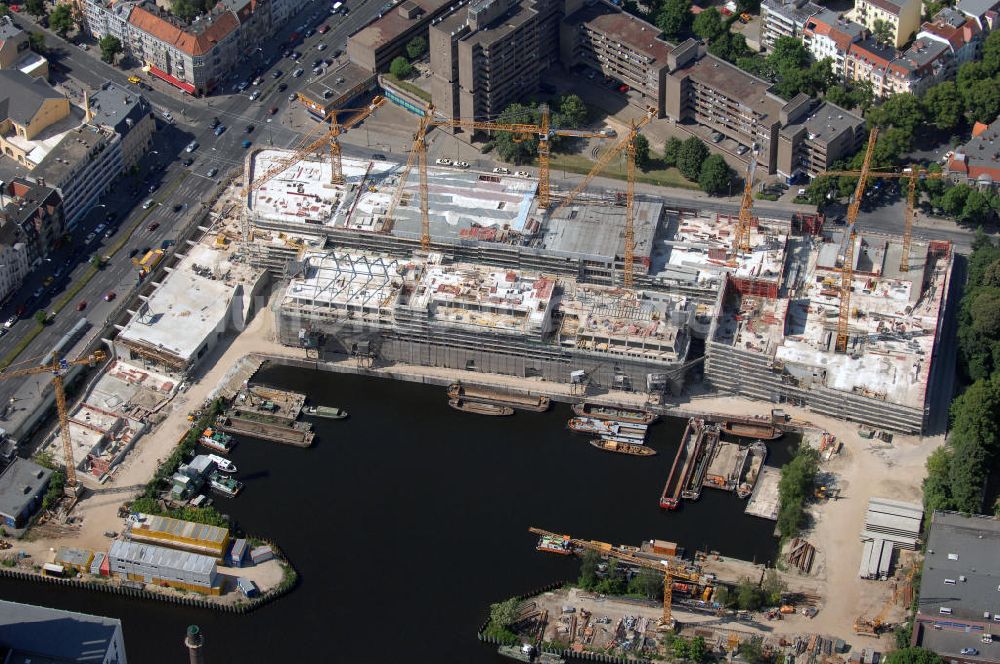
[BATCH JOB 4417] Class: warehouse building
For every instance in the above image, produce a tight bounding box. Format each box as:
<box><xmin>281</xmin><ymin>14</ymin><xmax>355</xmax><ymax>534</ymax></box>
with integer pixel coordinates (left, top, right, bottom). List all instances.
<box><xmin>126</xmin><ymin>513</ymin><xmax>230</xmax><ymax>559</ymax></box>
<box><xmin>913</xmin><ymin>511</ymin><xmax>1000</xmax><ymax>662</ymax></box>
<box><xmin>0</xmin><ymin>600</ymin><xmax>127</xmax><ymax>663</ymax></box>
<box><xmin>109</xmin><ymin>539</ymin><xmax>221</xmax><ymax>594</ymax></box>
<box><xmin>0</xmin><ymin>458</ymin><xmax>51</xmax><ymax>528</ymax></box>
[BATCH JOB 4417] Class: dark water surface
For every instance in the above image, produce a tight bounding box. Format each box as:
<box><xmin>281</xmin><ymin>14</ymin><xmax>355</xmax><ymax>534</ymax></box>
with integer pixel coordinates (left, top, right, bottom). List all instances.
<box><xmin>0</xmin><ymin>366</ymin><xmax>796</xmax><ymax>663</ymax></box>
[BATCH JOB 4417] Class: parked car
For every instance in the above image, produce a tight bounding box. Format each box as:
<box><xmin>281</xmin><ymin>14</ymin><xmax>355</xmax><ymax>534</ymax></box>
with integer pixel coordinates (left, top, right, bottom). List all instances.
<box><xmin>245</xmin><ymin>124</ymin><xmax>255</xmax><ymax>133</ymax></box>
<box><xmin>293</xmin><ymin>68</ymin><xmax>304</xmax><ymax>77</ymax></box>
<box><xmin>207</xmin><ymin>168</ymin><xmax>219</xmax><ymax>177</ymax></box>
<box><xmin>736</xmin><ymin>145</ymin><xmax>748</xmax><ymax>155</ymax></box>
<box><xmin>85</xmin><ymin>232</ymin><xmax>97</xmax><ymax>244</ymax></box>
<box><xmin>242</xmin><ymin>139</ymin><xmax>253</xmax><ymax>148</ymax></box>
<box><xmin>372</xmin><ymin>153</ymin><xmax>386</xmax><ymax>159</ymax></box>
<box><xmin>272</xmin><ymin>69</ymin><xmax>283</xmax><ymax>78</ymax></box>
<box><xmin>95</xmin><ymin>223</ymin><xmax>107</xmax><ymax>234</ymax></box>
<box><xmin>711</xmin><ymin>132</ymin><xmax>723</xmax><ymax>143</ymax></box>
<box><xmin>492</xmin><ymin>167</ymin><xmax>510</xmax><ymax>174</ymax></box>
<box><xmin>318</xmin><ymin>23</ymin><xmax>330</xmax><ymax>33</ymax></box>
<box><xmin>317</xmin><ymin>43</ymin><xmax>327</xmax><ymax>51</ymax></box>
<box><xmin>142</xmin><ymin>199</ymin><xmax>156</xmax><ymax>210</ymax></box>
<box><xmin>161</xmin><ymin>111</ymin><xmax>174</xmax><ymax>123</ymax></box>
<box><xmin>214</xmin><ymin>125</ymin><xmax>227</xmax><ymax>136</ymax></box>
<box><xmin>185</xmin><ymin>141</ymin><xmax>199</xmax><ymax>152</ymax></box>
<box><xmin>288</xmin><ymin>92</ymin><xmax>297</xmax><ymax>101</ymax></box>
<box><xmin>278</xmin><ymin>83</ymin><xmax>289</xmax><ymax>92</ymax></box>
<box><xmin>183</xmin><ymin>157</ymin><xmax>194</xmax><ymax>166</ymax></box>
<box><xmin>269</xmin><ymin>106</ymin><xmax>280</xmax><ymax>115</ymax></box>
<box><xmin>172</xmin><ymin>203</ymin><xmax>183</xmax><ymax>213</ymax></box>
<box><xmin>4</xmin><ymin>316</ymin><xmax>17</xmax><ymax>329</ymax></box>
<box><xmin>515</xmin><ymin>170</ymin><xmax>530</xmax><ymax>178</ymax></box>
<box><xmin>147</xmin><ymin>221</ymin><xmax>160</xmax><ymax>231</ymax></box>
<box><xmin>961</xmin><ymin>649</ymin><xmax>979</xmax><ymax>656</ymax></box>
<box><xmin>435</xmin><ymin>158</ymin><xmax>452</xmax><ymax>166</ymax></box>
<box><xmin>249</xmin><ymin>90</ymin><xmax>260</xmax><ymax>101</ymax></box>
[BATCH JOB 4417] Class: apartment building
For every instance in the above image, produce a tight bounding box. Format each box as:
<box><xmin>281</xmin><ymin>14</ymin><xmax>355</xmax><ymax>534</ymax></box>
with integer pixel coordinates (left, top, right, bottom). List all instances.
<box><xmin>86</xmin><ymin>81</ymin><xmax>155</xmax><ymax>171</ymax></box>
<box><xmin>127</xmin><ymin>3</ymin><xmax>241</xmax><ymax>95</ymax></box>
<box><xmin>802</xmin><ymin>8</ymin><xmax>866</xmax><ymax>77</ymax></box>
<box><xmin>0</xmin><ymin>15</ymin><xmax>48</xmax><ymax>78</ymax></box>
<box><xmin>845</xmin><ymin>35</ymin><xmax>953</xmax><ymax>97</ymax></box>
<box><xmin>0</xmin><ymin>217</ymin><xmax>31</xmax><ymax>305</ymax></box>
<box><xmin>560</xmin><ymin>0</ymin><xmax>673</xmax><ymax>117</ymax></box>
<box><xmin>222</xmin><ymin>0</ymin><xmax>272</xmax><ymax>58</ymax></box>
<box><xmin>918</xmin><ymin>7</ymin><xmax>982</xmax><ymax>65</ymax></box>
<box><xmin>664</xmin><ymin>40</ymin><xmax>790</xmax><ymax>172</ymax></box>
<box><xmin>0</xmin><ymin>177</ymin><xmax>64</xmax><ymax>262</ymax></box>
<box><xmin>33</xmin><ymin>124</ymin><xmax>122</xmax><ymax>228</ymax></box>
<box><xmin>946</xmin><ymin>116</ymin><xmax>1000</xmax><ymax>187</ymax></box>
<box><xmin>348</xmin><ymin>0</ymin><xmax>457</xmax><ymax>73</ymax></box>
<box><xmin>776</xmin><ymin>100</ymin><xmax>866</xmax><ymax>179</ymax></box>
<box><xmin>429</xmin><ymin>0</ymin><xmax>560</xmax><ymax>123</ymax></box>
<box><xmin>760</xmin><ymin>0</ymin><xmax>822</xmax><ymax>51</ymax></box>
<box><xmin>956</xmin><ymin>0</ymin><xmax>1000</xmax><ymax>31</ymax></box>
<box><xmin>80</xmin><ymin>0</ymin><xmax>139</xmax><ymax>45</ymax></box>
<box><xmin>849</xmin><ymin>0</ymin><xmax>921</xmax><ymax>48</ymax></box>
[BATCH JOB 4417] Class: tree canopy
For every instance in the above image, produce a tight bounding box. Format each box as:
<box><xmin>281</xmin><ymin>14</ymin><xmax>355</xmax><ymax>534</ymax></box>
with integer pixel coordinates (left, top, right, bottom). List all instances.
<box><xmin>777</xmin><ymin>445</ymin><xmax>819</xmax><ymax>538</ymax></box>
<box><xmin>677</xmin><ymin>137</ymin><xmax>708</xmax><ymax>181</ymax></box>
<box><xmin>663</xmin><ymin>137</ymin><xmax>683</xmax><ymax>167</ymax></box>
<box><xmin>632</xmin><ymin>133</ymin><xmax>650</xmax><ymax>170</ymax></box>
<box><xmin>406</xmin><ymin>36</ymin><xmax>427</xmax><ymax>60</ymax></box>
<box><xmin>49</xmin><ymin>4</ymin><xmax>74</xmax><ymax>38</ymax></box>
<box><xmin>693</xmin><ymin>7</ymin><xmax>725</xmax><ymax>42</ymax></box>
<box><xmin>99</xmin><ymin>35</ymin><xmax>122</xmax><ymax>64</ymax></box>
<box><xmin>885</xmin><ymin>648</ymin><xmax>944</xmax><ymax>664</ymax></box>
<box><xmin>656</xmin><ymin>0</ymin><xmax>692</xmax><ymax>40</ymax></box>
<box><xmin>389</xmin><ymin>56</ymin><xmax>413</xmax><ymax>79</ymax></box>
<box><xmin>698</xmin><ymin>154</ymin><xmax>732</xmax><ymax>196</ymax></box>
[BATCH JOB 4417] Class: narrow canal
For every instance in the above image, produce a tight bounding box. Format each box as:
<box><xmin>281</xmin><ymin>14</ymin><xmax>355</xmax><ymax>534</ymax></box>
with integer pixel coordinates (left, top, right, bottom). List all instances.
<box><xmin>0</xmin><ymin>365</ymin><xmax>797</xmax><ymax>662</ymax></box>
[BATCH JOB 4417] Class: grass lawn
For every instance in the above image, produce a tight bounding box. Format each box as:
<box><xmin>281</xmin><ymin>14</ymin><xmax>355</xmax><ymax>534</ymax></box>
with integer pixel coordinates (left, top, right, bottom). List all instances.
<box><xmin>383</xmin><ymin>73</ymin><xmax>431</xmax><ymax>103</ymax></box>
<box><xmin>548</xmin><ymin>152</ymin><xmax>700</xmax><ymax>190</ymax></box>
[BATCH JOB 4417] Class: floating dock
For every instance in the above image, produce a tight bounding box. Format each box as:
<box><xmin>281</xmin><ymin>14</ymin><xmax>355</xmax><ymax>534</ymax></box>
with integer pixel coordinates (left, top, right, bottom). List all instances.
<box><xmin>215</xmin><ymin>414</ymin><xmax>315</xmax><ymax>447</ymax></box>
<box><xmin>447</xmin><ymin>382</ymin><xmax>550</xmax><ymax>412</ymax></box>
<box><xmin>660</xmin><ymin>418</ymin><xmax>705</xmax><ymax>509</ymax></box>
<box><xmin>745</xmin><ymin>466</ymin><xmax>781</xmax><ymax>520</ymax></box>
<box><xmin>219</xmin><ymin>385</ymin><xmax>314</xmax><ymax>447</ymax></box>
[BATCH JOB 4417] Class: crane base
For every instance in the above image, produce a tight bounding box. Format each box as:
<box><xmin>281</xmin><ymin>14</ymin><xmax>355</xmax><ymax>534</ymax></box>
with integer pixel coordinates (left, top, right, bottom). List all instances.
<box><xmin>62</xmin><ymin>484</ymin><xmax>83</xmax><ymax>499</ymax></box>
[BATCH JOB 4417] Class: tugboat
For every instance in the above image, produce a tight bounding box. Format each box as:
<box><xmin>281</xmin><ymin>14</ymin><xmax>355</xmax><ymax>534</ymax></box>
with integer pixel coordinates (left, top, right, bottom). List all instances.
<box><xmin>572</xmin><ymin>402</ymin><xmax>658</xmax><ymax>425</ymax></box>
<box><xmin>206</xmin><ymin>454</ymin><xmax>237</xmax><ymax>474</ymax></box>
<box><xmin>199</xmin><ymin>428</ymin><xmax>234</xmax><ymax>454</ymax></box>
<box><xmin>303</xmin><ymin>405</ymin><xmax>349</xmax><ymax>419</ymax></box>
<box><xmin>589</xmin><ymin>437</ymin><xmax>657</xmax><ymax>457</ymax></box>
<box><xmin>208</xmin><ymin>471</ymin><xmax>243</xmax><ymax>497</ymax></box>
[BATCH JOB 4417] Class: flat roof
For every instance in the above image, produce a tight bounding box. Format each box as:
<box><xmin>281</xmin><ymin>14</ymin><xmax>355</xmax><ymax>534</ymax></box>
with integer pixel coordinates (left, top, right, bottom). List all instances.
<box><xmin>35</xmin><ymin>123</ymin><xmax>116</xmax><ymax>185</ymax></box>
<box><xmin>132</xmin><ymin>512</ymin><xmax>229</xmax><ymax>545</ymax></box>
<box><xmin>779</xmin><ymin>101</ymin><xmax>864</xmax><ymax>144</ymax></box>
<box><xmin>0</xmin><ymin>599</ymin><xmax>122</xmax><ymax>664</ymax></box>
<box><xmin>110</xmin><ymin>538</ymin><xmax>217</xmax><ymax>575</ymax></box>
<box><xmin>348</xmin><ymin>0</ymin><xmax>452</xmax><ymax>51</ymax></box>
<box><xmin>674</xmin><ymin>53</ymin><xmax>782</xmax><ymax>123</ymax></box>
<box><xmin>917</xmin><ymin>511</ymin><xmax>1000</xmax><ymax>623</ymax></box>
<box><xmin>763</xmin><ymin>0</ymin><xmax>822</xmax><ymax>24</ymax></box>
<box><xmin>117</xmin><ymin>245</ymin><xmax>237</xmax><ymax>363</ymax></box>
<box><xmin>0</xmin><ymin>458</ymin><xmax>51</xmax><ymax>520</ymax></box>
<box><xmin>299</xmin><ymin>61</ymin><xmax>374</xmax><ymax>108</ymax></box>
<box><xmin>568</xmin><ymin>0</ymin><xmax>673</xmax><ymax>64</ymax></box>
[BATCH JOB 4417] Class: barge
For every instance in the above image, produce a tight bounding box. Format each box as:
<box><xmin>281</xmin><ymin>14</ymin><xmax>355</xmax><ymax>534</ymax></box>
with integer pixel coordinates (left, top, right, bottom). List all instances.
<box><xmin>536</xmin><ymin>534</ymin><xmax>575</xmax><ymax>555</ymax></box>
<box><xmin>571</xmin><ymin>403</ymin><xmax>658</xmax><ymax>425</ymax></box>
<box><xmin>304</xmin><ymin>405</ymin><xmax>348</xmax><ymax>419</ymax></box>
<box><xmin>737</xmin><ymin>441</ymin><xmax>768</xmax><ymax>499</ymax></box>
<box><xmin>720</xmin><ymin>413</ymin><xmax>785</xmax><ymax>440</ymax></box>
<box><xmin>447</xmin><ymin>382</ymin><xmax>550</xmax><ymax>412</ymax></box>
<box><xmin>590</xmin><ymin>438</ymin><xmax>657</xmax><ymax>457</ymax></box>
<box><xmin>660</xmin><ymin>418</ymin><xmax>705</xmax><ymax>509</ymax></box>
<box><xmin>199</xmin><ymin>429</ymin><xmax>234</xmax><ymax>454</ymax></box>
<box><xmin>681</xmin><ymin>424</ymin><xmax>718</xmax><ymax>501</ymax></box>
<box><xmin>567</xmin><ymin>416</ymin><xmax>647</xmax><ymax>440</ymax></box>
<box><xmin>448</xmin><ymin>398</ymin><xmax>515</xmax><ymax>416</ymax></box>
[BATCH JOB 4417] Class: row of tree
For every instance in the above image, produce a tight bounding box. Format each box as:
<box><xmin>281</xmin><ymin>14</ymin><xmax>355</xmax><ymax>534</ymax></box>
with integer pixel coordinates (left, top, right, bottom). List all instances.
<box><xmin>924</xmin><ymin>233</ymin><xmax>1000</xmax><ymax>516</ymax></box>
<box><xmin>776</xmin><ymin>445</ymin><xmax>820</xmax><ymax>539</ymax></box>
<box><xmin>663</xmin><ymin>136</ymin><xmax>734</xmax><ymax>195</ymax></box>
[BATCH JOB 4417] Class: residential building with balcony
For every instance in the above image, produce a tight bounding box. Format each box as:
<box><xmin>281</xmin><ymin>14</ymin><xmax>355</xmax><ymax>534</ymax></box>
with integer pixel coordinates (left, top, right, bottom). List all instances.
<box><xmin>917</xmin><ymin>7</ymin><xmax>982</xmax><ymax>65</ymax></box>
<box><xmin>80</xmin><ymin>0</ymin><xmax>139</xmax><ymax>46</ymax></box>
<box><xmin>0</xmin><ymin>217</ymin><xmax>31</xmax><ymax>305</ymax></box>
<box><xmin>776</xmin><ymin>100</ymin><xmax>865</xmax><ymax>180</ymax></box>
<box><xmin>845</xmin><ymin>35</ymin><xmax>953</xmax><ymax>97</ymax></box>
<box><xmin>127</xmin><ymin>3</ymin><xmax>241</xmax><ymax>95</ymax></box>
<box><xmin>86</xmin><ymin>81</ymin><xmax>155</xmax><ymax>171</ymax></box>
<box><xmin>848</xmin><ymin>0</ymin><xmax>921</xmax><ymax>49</ymax></box>
<box><xmin>0</xmin><ymin>177</ymin><xmax>64</xmax><ymax>262</ymax></box>
<box><xmin>760</xmin><ymin>0</ymin><xmax>822</xmax><ymax>51</ymax></box>
<box><xmin>429</xmin><ymin>0</ymin><xmax>560</xmax><ymax>124</ymax></box>
<box><xmin>802</xmin><ymin>9</ymin><xmax>866</xmax><ymax>77</ymax></box>
<box><xmin>560</xmin><ymin>0</ymin><xmax>673</xmax><ymax>117</ymax></box>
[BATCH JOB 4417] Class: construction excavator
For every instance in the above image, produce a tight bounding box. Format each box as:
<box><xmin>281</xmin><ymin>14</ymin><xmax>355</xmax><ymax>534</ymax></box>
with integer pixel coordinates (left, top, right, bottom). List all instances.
<box><xmin>0</xmin><ymin>350</ymin><xmax>108</xmax><ymax>497</ymax></box>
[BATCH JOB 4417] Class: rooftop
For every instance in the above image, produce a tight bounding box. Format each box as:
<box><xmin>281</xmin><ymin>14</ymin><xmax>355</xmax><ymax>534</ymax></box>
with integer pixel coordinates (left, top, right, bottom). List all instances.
<box><xmin>0</xmin><ymin>69</ymin><xmax>65</xmax><ymax>126</ymax></box>
<box><xmin>110</xmin><ymin>538</ymin><xmax>217</xmax><ymax>575</ymax></box>
<box><xmin>568</xmin><ymin>1</ymin><xmax>673</xmax><ymax>66</ymax></box>
<box><xmin>804</xmin><ymin>8</ymin><xmax>866</xmax><ymax>47</ymax></box>
<box><xmin>131</xmin><ymin>512</ymin><xmax>229</xmax><ymax>545</ymax></box>
<box><xmin>0</xmin><ymin>15</ymin><xmax>22</xmax><ymax>42</ymax></box>
<box><xmin>917</xmin><ymin>511</ymin><xmax>1000</xmax><ymax>623</ymax></box>
<box><xmin>128</xmin><ymin>3</ymin><xmax>239</xmax><ymax>56</ymax></box>
<box><xmin>0</xmin><ymin>458</ymin><xmax>51</xmax><ymax>519</ymax></box>
<box><xmin>0</xmin><ymin>177</ymin><xmax>59</xmax><ymax>228</ymax></box>
<box><xmin>87</xmin><ymin>81</ymin><xmax>152</xmax><ymax>135</ymax></box>
<box><xmin>35</xmin><ymin>122</ymin><xmax>117</xmax><ymax>186</ymax></box>
<box><xmin>117</xmin><ymin>244</ymin><xmax>239</xmax><ymax>364</ymax></box>
<box><xmin>779</xmin><ymin>101</ymin><xmax>865</xmax><ymax>144</ymax></box>
<box><xmin>299</xmin><ymin>61</ymin><xmax>374</xmax><ymax>108</ymax></box>
<box><xmin>956</xmin><ymin>0</ymin><xmax>1000</xmax><ymax>19</ymax></box>
<box><xmin>763</xmin><ymin>0</ymin><xmax>822</xmax><ymax>24</ymax></box>
<box><xmin>435</xmin><ymin>0</ymin><xmax>541</xmax><ymax>49</ymax></box>
<box><xmin>348</xmin><ymin>0</ymin><xmax>454</xmax><ymax>51</ymax></box>
<box><xmin>859</xmin><ymin>0</ymin><xmax>906</xmax><ymax>17</ymax></box>
<box><xmin>674</xmin><ymin>52</ymin><xmax>782</xmax><ymax>122</ymax></box>
<box><xmin>949</xmin><ymin>114</ymin><xmax>1000</xmax><ymax>183</ymax></box>
<box><xmin>0</xmin><ymin>600</ymin><xmax>123</xmax><ymax>664</ymax></box>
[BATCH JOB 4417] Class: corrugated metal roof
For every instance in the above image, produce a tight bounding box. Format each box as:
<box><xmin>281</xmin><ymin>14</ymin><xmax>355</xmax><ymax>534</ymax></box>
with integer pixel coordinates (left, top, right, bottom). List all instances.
<box><xmin>110</xmin><ymin>539</ymin><xmax>216</xmax><ymax>575</ymax></box>
<box><xmin>135</xmin><ymin>513</ymin><xmax>228</xmax><ymax>545</ymax></box>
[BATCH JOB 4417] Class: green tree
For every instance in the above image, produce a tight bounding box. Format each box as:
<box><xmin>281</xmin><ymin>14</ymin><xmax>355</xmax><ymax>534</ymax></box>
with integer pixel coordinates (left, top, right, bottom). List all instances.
<box><xmin>28</xmin><ymin>31</ymin><xmax>45</xmax><ymax>54</ymax></box>
<box><xmin>489</xmin><ymin>597</ymin><xmax>521</xmax><ymax>628</ymax></box>
<box><xmin>405</xmin><ymin>35</ymin><xmax>427</xmax><ymax>60</ymax></box>
<box><xmin>738</xmin><ymin>638</ymin><xmax>766</xmax><ymax>664</ymax></box>
<box><xmin>885</xmin><ymin>648</ymin><xmax>944</xmax><ymax>664</ymax></box>
<box><xmin>922</xmin><ymin>81</ymin><xmax>964</xmax><ymax>131</ymax></box>
<box><xmin>632</xmin><ymin>133</ymin><xmax>650</xmax><ymax>170</ymax></box>
<box><xmin>494</xmin><ymin>103</ymin><xmax>540</xmax><ymax>163</ymax></box>
<box><xmin>389</xmin><ymin>56</ymin><xmax>413</xmax><ymax>79</ymax></box>
<box><xmin>98</xmin><ymin>35</ymin><xmax>122</xmax><ymax>64</ymax></box>
<box><xmin>171</xmin><ymin>0</ymin><xmax>199</xmax><ymax>22</ymax></box>
<box><xmin>872</xmin><ymin>19</ymin><xmax>894</xmax><ymax>46</ymax></box>
<box><xmin>578</xmin><ymin>549</ymin><xmax>601</xmax><ymax>590</ymax></box>
<box><xmin>776</xmin><ymin>445</ymin><xmax>820</xmax><ymax>539</ymax></box>
<box><xmin>981</xmin><ymin>29</ymin><xmax>1000</xmax><ymax>74</ymax></box>
<box><xmin>964</xmin><ymin>77</ymin><xmax>1000</xmax><ymax>124</ymax></box>
<box><xmin>939</xmin><ymin>183</ymin><xmax>971</xmax><ymax>217</ymax></box>
<box><xmin>689</xmin><ymin>636</ymin><xmax>707</xmax><ymax>663</ymax></box>
<box><xmin>923</xmin><ymin>447</ymin><xmax>952</xmax><ymax>513</ymax></box>
<box><xmin>656</xmin><ymin>0</ymin><xmax>692</xmax><ymax>40</ymax></box>
<box><xmin>698</xmin><ymin>153</ymin><xmax>732</xmax><ymax>195</ymax></box>
<box><xmin>24</xmin><ymin>0</ymin><xmax>44</xmax><ymax>17</ymax></box>
<box><xmin>677</xmin><ymin>136</ymin><xmax>708</xmax><ymax>181</ymax></box>
<box><xmin>33</xmin><ymin>310</ymin><xmax>47</xmax><ymax>325</ymax></box>
<box><xmin>709</xmin><ymin>32</ymin><xmax>751</xmax><ymax>63</ymax></box>
<box><xmin>663</xmin><ymin>136</ymin><xmax>683</xmax><ymax>167</ymax></box>
<box><xmin>762</xmin><ymin>569</ymin><xmax>786</xmax><ymax>605</ymax></box>
<box><xmin>49</xmin><ymin>4</ymin><xmax>74</xmax><ymax>38</ymax></box>
<box><xmin>693</xmin><ymin>6</ymin><xmax>724</xmax><ymax>41</ymax></box>
<box><xmin>672</xmin><ymin>637</ymin><xmax>691</xmax><ymax>660</ymax></box>
<box><xmin>867</xmin><ymin>92</ymin><xmax>926</xmax><ymax>135</ymax></box>
<box><xmin>0</xmin><ymin>4</ymin><xmax>8</xmax><ymax>16</ymax></box>
<box><xmin>627</xmin><ymin>569</ymin><xmax>663</xmax><ymax>599</ymax></box>
<box><xmin>762</xmin><ymin>37</ymin><xmax>834</xmax><ymax>98</ymax></box>
<box><xmin>558</xmin><ymin>93</ymin><xmax>588</xmax><ymax>127</ymax></box>
<box><xmin>735</xmin><ymin>576</ymin><xmax>764</xmax><ymax>610</ymax></box>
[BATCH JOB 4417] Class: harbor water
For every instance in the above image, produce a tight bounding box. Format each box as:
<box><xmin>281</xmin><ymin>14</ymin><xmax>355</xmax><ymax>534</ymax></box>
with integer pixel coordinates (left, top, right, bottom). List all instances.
<box><xmin>0</xmin><ymin>365</ymin><xmax>797</xmax><ymax>662</ymax></box>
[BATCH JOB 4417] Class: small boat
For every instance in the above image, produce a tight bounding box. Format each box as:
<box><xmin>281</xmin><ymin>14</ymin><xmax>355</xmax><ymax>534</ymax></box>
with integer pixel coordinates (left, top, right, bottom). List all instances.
<box><xmin>448</xmin><ymin>398</ymin><xmax>514</xmax><ymax>416</ymax></box>
<box><xmin>536</xmin><ymin>534</ymin><xmax>574</xmax><ymax>555</ymax></box>
<box><xmin>590</xmin><ymin>438</ymin><xmax>657</xmax><ymax>457</ymax></box>
<box><xmin>572</xmin><ymin>402</ymin><xmax>658</xmax><ymax>425</ymax></box>
<box><xmin>208</xmin><ymin>471</ymin><xmax>243</xmax><ymax>498</ymax></box>
<box><xmin>206</xmin><ymin>454</ymin><xmax>237</xmax><ymax>474</ymax></box>
<box><xmin>304</xmin><ymin>405</ymin><xmax>349</xmax><ymax>419</ymax></box>
<box><xmin>568</xmin><ymin>417</ymin><xmax>647</xmax><ymax>440</ymax></box>
<box><xmin>199</xmin><ymin>428</ymin><xmax>234</xmax><ymax>454</ymax></box>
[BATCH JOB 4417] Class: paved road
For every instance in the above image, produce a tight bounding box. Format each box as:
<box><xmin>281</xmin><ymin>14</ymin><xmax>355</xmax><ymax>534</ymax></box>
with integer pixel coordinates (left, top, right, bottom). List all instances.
<box><xmin>0</xmin><ymin>0</ymin><xmax>385</xmax><ymax>441</ymax></box>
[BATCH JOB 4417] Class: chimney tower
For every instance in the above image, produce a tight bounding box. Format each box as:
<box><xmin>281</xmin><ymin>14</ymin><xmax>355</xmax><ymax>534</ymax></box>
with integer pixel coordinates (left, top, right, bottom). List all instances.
<box><xmin>185</xmin><ymin>625</ymin><xmax>205</xmax><ymax>664</ymax></box>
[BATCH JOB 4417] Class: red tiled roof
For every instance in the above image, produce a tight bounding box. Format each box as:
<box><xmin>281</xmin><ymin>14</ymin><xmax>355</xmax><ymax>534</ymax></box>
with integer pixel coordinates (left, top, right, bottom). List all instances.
<box><xmin>129</xmin><ymin>6</ymin><xmax>239</xmax><ymax>56</ymax></box>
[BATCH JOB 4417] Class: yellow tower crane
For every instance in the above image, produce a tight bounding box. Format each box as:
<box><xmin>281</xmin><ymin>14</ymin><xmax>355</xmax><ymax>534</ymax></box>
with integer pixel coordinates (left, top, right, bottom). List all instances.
<box><xmin>0</xmin><ymin>350</ymin><xmax>107</xmax><ymax>496</ymax></box>
<box><xmin>818</xmin><ymin>166</ymin><xmax>944</xmax><ymax>273</ymax></box>
<box><xmin>529</xmin><ymin>526</ymin><xmax>705</xmax><ymax>628</ymax></box>
<box><xmin>551</xmin><ymin>112</ymin><xmax>654</xmax><ymax>289</ymax></box>
<box><xmin>731</xmin><ymin>157</ymin><xmax>758</xmax><ymax>259</ymax></box>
